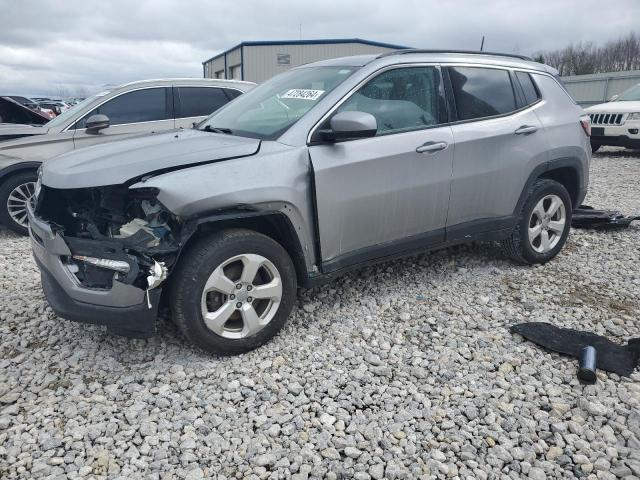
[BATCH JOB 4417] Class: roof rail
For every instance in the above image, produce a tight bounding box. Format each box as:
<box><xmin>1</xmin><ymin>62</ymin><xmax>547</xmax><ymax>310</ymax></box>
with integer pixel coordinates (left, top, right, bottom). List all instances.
<box><xmin>378</xmin><ymin>49</ymin><xmax>533</xmax><ymax>61</ymax></box>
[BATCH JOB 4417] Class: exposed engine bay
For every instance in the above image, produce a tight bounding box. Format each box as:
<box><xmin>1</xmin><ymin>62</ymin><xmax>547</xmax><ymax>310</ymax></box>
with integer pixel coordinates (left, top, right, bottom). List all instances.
<box><xmin>35</xmin><ymin>184</ymin><xmax>180</xmax><ymax>295</ymax></box>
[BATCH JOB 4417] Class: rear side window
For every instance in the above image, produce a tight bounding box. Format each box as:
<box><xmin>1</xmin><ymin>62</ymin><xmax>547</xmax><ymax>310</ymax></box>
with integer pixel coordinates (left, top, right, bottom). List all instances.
<box><xmin>336</xmin><ymin>66</ymin><xmax>444</xmax><ymax>135</ymax></box>
<box><xmin>448</xmin><ymin>67</ymin><xmax>516</xmax><ymax>120</ymax></box>
<box><xmin>76</xmin><ymin>88</ymin><xmax>171</xmax><ymax>128</ymax></box>
<box><xmin>515</xmin><ymin>71</ymin><xmax>541</xmax><ymax>105</ymax></box>
<box><xmin>176</xmin><ymin>87</ymin><xmax>232</xmax><ymax>118</ymax></box>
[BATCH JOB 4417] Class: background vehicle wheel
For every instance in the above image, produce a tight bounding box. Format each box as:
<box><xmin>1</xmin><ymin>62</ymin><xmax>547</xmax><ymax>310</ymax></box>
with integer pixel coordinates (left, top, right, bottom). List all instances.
<box><xmin>591</xmin><ymin>143</ymin><xmax>601</xmax><ymax>153</ymax></box>
<box><xmin>0</xmin><ymin>171</ymin><xmax>38</xmax><ymax>236</ymax></box>
<box><xmin>170</xmin><ymin>229</ymin><xmax>297</xmax><ymax>355</ymax></box>
<box><xmin>502</xmin><ymin>179</ymin><xmax>572</xmax><ymax>265</ymax></box>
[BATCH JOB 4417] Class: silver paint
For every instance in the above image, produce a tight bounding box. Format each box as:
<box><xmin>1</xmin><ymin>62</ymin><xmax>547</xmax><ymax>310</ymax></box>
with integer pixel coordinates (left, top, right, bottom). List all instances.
<box><xmin>34</xmin><ymin>52</ymin><xmax>589</xmax><ymax>292</ymax></box>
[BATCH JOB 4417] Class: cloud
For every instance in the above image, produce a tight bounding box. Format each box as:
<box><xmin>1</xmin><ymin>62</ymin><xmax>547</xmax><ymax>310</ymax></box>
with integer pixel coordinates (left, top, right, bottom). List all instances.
<box><xmin>0</xmin><ymin>0</ymin><xmax>639</xmax><ymax>95</ymax></box>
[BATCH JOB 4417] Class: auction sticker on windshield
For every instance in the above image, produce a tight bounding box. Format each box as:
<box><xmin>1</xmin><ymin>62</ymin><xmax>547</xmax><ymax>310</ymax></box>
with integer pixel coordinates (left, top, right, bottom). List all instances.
<box><xmin>281</xmin><ymin>89</ymin><xmax>325</xmax><ymax>100</ymax></box>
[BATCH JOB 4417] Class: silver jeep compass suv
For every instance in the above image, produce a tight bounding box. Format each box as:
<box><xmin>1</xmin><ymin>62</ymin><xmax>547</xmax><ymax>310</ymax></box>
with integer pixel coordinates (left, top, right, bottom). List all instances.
<box><xmin>29</xmin><ymin>50</ymin><xmax>591</xmax><ymax>354</ymax></box>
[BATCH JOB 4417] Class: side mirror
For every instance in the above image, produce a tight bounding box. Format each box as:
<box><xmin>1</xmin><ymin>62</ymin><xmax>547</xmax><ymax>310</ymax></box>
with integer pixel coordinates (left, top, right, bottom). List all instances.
<box><xmin>609</xmin><ymin>94</ymin><xmax>619</xmax><ymax>101</ymax></box>
<box><xmin>85</xmin><ymin>114</ymin><xmax>110</xmax><ymax>133</ymax></box>
<box><xmin>319</xmin><ymin>111</ymin><xmax>377</xmax><ymax>142</ymax></box>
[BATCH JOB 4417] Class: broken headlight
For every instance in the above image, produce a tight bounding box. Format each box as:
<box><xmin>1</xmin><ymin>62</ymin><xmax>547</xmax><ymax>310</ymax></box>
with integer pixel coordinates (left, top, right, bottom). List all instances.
<box><xmin>39</xmin><ymin>185</ymin><xmax>180</xmax><ymax>293</ymax></box>
<box><xmin>72</xmin><ymin>255</ymin><xmax>131</xmax><ymax>274</ymax></box>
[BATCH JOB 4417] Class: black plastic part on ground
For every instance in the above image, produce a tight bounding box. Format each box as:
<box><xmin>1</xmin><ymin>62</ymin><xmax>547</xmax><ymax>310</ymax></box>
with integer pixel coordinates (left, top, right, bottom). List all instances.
<box><xmin>572</xmin><ymin>205</ymin><xmax>640</xmax><ymax>230</ymax></box>
<box><xmin>511</xmin><ymin>322</ymin><xmax>640</xmax><ymax>377</ymax></box>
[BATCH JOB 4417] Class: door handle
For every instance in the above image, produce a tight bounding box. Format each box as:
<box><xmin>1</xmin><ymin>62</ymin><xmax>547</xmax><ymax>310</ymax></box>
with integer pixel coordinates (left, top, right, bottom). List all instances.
<box><xmin>416</xmin><ymin>141</ymin><xmax>448</xmax><ymax>154</ymax></box>
<box><xmin>514</xmin><ymin>125</ymin><xmax>538</xmax><ymax>135</ymax></box>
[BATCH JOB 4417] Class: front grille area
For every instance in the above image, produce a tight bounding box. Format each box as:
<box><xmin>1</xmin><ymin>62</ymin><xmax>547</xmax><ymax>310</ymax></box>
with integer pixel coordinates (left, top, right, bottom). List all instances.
<box><xmin>589</xmin><ymin>113</ymin><xmax>625</xmax><ymax>126</ymax></box>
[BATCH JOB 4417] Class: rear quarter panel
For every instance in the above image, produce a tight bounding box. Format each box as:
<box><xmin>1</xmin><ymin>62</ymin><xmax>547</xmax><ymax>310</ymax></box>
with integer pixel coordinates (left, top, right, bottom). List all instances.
<box><xmin>532</xmin><ymin>74</ymin><xmax>590</xmax><ymax>193</ymax></box>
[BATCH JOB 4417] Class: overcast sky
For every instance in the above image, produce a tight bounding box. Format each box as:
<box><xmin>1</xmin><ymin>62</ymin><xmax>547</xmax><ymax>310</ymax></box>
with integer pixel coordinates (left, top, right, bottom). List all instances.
<box><xmin>1</xmin><ymin>0</ymin><xmax>639</xmax><ymax>96</ymax></box>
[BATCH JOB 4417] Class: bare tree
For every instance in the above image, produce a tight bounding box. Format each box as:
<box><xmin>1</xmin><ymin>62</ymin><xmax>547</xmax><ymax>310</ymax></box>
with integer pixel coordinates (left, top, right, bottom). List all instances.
<box><xmin>70</xmin><ymin>86</ymin><xmax>89</xmax><ymax>98</ymax></box>
<box><xmin>52</xmin><ymin>86</ymin><xmax>70</xmax><ymax>99</ymax></box>
<box><xmin>534</xmin><ymin>32</ymin><xmax>640</xmax><ymax>75</ymax></box>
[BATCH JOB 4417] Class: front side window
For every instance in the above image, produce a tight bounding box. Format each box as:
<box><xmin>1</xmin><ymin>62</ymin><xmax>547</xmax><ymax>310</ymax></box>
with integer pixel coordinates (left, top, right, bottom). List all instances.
<box><xmin>76</xmin><ymin>87</ymin><xmax>171</xmax><ymax>128</ymax></box>
<box><xmin>336</xmin><ymin>66</ymin><xmax>443</xmax><ymax>135</ymax></box>
<box><xmin>448</xmin><ymin>67</ymin><xmax>516</xmax><ymax>120</ymax></box>
<box><xmin>199</xmin><ymin>66</ymin><xmax>357</xmax><ymax>140</ymax></box>
<box><xmin>176</xmin><ymin>87</ymin><xmax>231</xmax><ymax>118</ymax></box>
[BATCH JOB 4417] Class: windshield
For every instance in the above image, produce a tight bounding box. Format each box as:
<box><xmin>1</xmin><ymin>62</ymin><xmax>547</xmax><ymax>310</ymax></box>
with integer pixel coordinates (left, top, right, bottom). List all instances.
<box><xmin>615</xmin><ymin>83</ymin><xmax>640</xmax><ymax>101</ymax></box>
<box><xmin>198</xmin><ymin>66</ymin><xmax>357</xmax><ymax>140</ymax></box>
<box><xmin>45</xmin><ymin>90</ymin><xmax>111</xmax><ymax>128</ymax></box>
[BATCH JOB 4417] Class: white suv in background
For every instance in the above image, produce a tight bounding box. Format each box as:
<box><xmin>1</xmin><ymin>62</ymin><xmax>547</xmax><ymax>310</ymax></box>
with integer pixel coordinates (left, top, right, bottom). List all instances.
<box><xmin>586</xmin><ymin>83</ymin><xmax>640</xmax><ymax>152</ymax></box>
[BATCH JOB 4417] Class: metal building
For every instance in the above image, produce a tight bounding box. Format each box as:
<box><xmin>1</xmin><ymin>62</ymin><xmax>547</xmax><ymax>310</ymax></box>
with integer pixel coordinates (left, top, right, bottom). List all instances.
<box><xmin>202</xmin><ymin>38</ymin><xmax>408</xmax><ymax>83</ymax></box>
<box><xmin>562</xmin><ymin>70</ymin><xmax>640</xmax><ymax>107</ymax></box>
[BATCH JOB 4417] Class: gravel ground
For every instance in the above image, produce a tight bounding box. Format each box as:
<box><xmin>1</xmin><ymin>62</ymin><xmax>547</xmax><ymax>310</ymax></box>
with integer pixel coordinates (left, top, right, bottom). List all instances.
<box><xmin>1</xmin><ymin>150</ymin><xmax>639</xmax><ymax>480</ymax></box>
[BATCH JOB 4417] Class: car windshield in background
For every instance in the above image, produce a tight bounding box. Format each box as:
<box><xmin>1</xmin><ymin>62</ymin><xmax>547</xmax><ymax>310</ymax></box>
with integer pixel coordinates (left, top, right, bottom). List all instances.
<box><xmin>198</xmin><ymin>66</ymin><xmax>357</xmax><ymax>140</ymax></box>
<box><xmin>44</xmin><ymin>91</ymin><xmax>111</xmax><ymax>128</ymax></box>
<box><xmin>615</xmin><ymin>83</ymin><xmax>640</xmax><ymax>101</ymax></box>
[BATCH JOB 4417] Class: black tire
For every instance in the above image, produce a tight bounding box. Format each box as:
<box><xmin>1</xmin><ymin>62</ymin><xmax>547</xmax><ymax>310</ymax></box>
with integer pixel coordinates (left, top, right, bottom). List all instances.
<box><xmin>591</xmin><ymin>143</ymin><xmax>601</xmax><ymax>153</ymax></box>
<box><xmin>170</xmin><ymin>229</ymin><xmax>297</xmax><ymax>355</ymax></box>
<box><xmin>501</xmin><ymin>179</ymin><xmax>572</xmax><ymax>265</ymax></box>
<box><xmin>0</xmin><ymin>171</ymin><xmax>38</xmax><ymax>236</ymax></box>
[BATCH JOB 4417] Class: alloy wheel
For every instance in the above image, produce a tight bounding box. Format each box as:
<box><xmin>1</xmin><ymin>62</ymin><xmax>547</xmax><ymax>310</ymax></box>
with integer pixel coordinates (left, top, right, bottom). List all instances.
<box><xmin>200</xmin><ymin>253</ymin><xmax>283</xmax><ymax>339</ymax></box>
<box><xmin>7</xmin><ymin>181</ymin><xmax>36</xmax><ymax>227</ymax></box>
<box><xmin>528</xmin><ymin>194</ymin><xmax>566</xmax><ymax>253</ymax></box>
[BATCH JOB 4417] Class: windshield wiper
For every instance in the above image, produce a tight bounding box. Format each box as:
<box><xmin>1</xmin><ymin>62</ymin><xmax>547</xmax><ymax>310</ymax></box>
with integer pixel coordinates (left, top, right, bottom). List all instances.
<box><xmin>203</xmin><ymin>125</ymin><xmax>233</xmax><ymax>134</ymax></box>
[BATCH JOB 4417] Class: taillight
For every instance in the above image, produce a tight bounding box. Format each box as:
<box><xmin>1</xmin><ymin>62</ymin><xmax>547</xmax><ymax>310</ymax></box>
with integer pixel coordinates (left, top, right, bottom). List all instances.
<box><xmin>580</xmin><ymin>115</ymin><xmax>591</xmax><ymax>137</ymax></box>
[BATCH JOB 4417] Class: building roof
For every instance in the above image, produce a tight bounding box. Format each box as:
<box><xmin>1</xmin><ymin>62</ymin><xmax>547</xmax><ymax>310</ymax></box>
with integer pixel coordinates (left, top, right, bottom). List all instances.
<box><xmin>202</xmin><ymin>38</ymin><xmax>410</xmax><ymax>65</ymax></box>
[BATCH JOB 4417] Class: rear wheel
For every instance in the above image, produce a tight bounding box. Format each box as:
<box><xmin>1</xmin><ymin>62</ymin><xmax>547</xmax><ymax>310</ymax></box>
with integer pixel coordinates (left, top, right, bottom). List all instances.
<box><xmin>170</xmin><ymin>229</ymin><xmax>297</xmax><ymax>355</ymax></box>
<box><xmin>502</xmin><ymin>179</ymin><xmax>572</xmax><ymax>265</ymax></box>
<box><xmin>0</xmin><ymin>171</ymin><xmax>38</xmax><ymax>236</ymax></box>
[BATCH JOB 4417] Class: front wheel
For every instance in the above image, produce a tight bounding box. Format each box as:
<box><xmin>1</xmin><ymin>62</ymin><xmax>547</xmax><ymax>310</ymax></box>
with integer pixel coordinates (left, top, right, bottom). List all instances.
<box><xmin>170</xmin><ymin>229</ymin><xmax>297</xmax><ymax>355</ymax></box>
<box><xmin>0</xmin><ymin>171</ymin><xmax>38</xmax><ymax>236</ymax></box>
<box><xmin>502</xmin><ymin>179</ymin><xmax>572</xmax><ymax>265</ymax></box>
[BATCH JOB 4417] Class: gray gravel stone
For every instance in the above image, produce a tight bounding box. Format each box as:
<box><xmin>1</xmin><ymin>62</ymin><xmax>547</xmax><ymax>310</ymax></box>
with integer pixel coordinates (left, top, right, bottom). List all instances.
<box><xmin>1</xmin><ymin>151</ymin><xmax>639</xmax><ymax>478</ymax></box>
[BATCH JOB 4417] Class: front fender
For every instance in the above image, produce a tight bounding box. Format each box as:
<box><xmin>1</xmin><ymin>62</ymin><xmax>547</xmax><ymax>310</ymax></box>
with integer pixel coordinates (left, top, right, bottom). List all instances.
<box><xmin>130</xmin><ymin>142</ymin><xmax>317</xmax><ymax>271</ymax></box>
<box><xmin>0</xmin><ymin>157</ymin><xmax>41</xmax><ymax>181</ymax></box>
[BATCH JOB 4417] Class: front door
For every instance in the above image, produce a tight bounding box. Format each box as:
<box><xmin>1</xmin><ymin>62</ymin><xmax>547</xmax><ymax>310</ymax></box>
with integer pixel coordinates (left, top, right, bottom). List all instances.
<box><xmin>72</xmin><ymin>87</ymin><xmax>175</xmax><ymax>149</ymax></box>
<box><xmin>309</xmin><ymin>65</ymin><xmax>454</xmax><ymax>270</ymax></box>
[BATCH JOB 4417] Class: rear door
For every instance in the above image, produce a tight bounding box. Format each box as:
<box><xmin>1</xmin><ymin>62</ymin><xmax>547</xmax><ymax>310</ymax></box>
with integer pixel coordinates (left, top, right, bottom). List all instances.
<box><xmin>174</xmin><ymin>86</ymin><xmax>239</xmax><ymax>129</ymax></box>
<box><xmin>72</xmin><ymin>87</ymin><xmax>174</xmax><ymax>149</ymax></box>
<box><xmin>309</xmin><ymin>65</ymin><xmax>454</xmax><ymax>269</ymax></box>
<box><xmin>445</xmin><ymin>66</ymin><xmax>549</xmax><ymax>239</ymax></box>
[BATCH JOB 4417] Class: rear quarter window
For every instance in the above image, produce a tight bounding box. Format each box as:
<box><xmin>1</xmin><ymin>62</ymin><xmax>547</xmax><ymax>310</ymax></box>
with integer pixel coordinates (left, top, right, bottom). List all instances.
<box><xmin>515</xmin><ymin>71</ymin><xmax>541</xmax><ymax>105</ymax></box>
<box><xmin>447</xmin><ymin>66</ymin><xmax>517</xmax><ymax>121</ymax></box>
<box><xmin>176</xmin><ymin>87</ymin><xmax>232</xmax><ymax>118</ymax></box>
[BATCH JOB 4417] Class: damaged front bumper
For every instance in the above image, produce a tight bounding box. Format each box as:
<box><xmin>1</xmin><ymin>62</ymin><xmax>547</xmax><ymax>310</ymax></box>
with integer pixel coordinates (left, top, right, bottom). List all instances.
<box><xmin>28</xmin><ymin>203</ymin><xmax>162</xmax><ymax>337</ymax></box>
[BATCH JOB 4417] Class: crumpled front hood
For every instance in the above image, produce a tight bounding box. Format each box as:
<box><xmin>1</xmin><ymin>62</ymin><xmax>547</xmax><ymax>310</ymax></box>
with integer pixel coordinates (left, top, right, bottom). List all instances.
<box><xmin>43</xmin><ymin>129</ymin><xmax>261</xmax><ymax>189</ymax></box>
<box><xmin>586</xmin><ymin>101</ymin><xmax>640</xmax><ymax>113</ymax></box>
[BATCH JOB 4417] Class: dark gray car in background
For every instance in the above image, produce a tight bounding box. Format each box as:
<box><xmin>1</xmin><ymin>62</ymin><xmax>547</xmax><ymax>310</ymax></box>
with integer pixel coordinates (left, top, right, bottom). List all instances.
<box><xmin>0</xmin><ymin>78</ymin><xmax>254</xmax><ymax>234</ymax></box>
<box><xmin>28</xmin><ymin>50</ymin><xmax>591</xmax><ymax>354</ymax></box>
